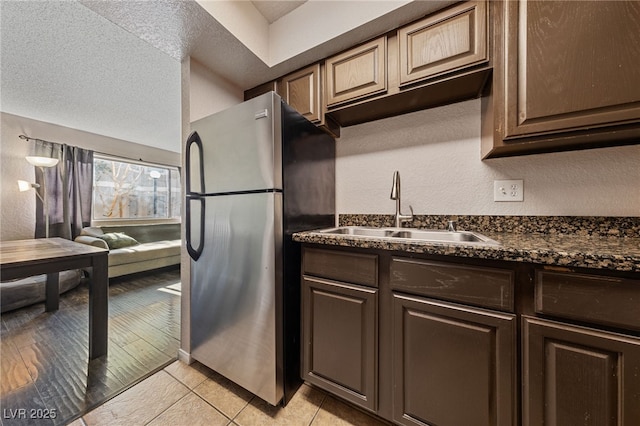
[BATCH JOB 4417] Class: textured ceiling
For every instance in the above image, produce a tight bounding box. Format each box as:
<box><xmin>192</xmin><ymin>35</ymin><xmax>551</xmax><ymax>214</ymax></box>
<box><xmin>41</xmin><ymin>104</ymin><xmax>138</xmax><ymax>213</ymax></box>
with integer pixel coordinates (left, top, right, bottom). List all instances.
<box><xmin>0</xmin><ymin>1</ymin><xmax>182</xmax><ymax>153</ymax></box>
<box><xmin>1</xmin><ymin>0</ymin><xmax>455</xmax><ymax>154</ymax></box>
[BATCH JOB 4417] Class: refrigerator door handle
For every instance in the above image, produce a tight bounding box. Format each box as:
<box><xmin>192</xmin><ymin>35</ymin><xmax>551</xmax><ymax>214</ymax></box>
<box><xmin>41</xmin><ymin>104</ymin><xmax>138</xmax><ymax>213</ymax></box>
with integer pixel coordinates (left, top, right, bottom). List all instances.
<box><xmin>185</xmin><ymin>196</ymin><xmax>205</xmax><ymax>261</ymax></box>
<box><xmin>185</xmin><ymin>131</ymin><xmax>205</xmax><ymax>195</ymax></box>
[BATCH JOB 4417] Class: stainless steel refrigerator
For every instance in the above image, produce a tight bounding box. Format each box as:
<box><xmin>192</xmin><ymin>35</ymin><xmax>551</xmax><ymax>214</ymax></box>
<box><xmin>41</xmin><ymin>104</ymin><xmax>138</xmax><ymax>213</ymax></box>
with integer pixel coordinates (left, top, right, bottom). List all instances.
<box><xmin>185</xmin><ymin>92</ymin><xmax>335</xmax><ymax>406</ymax></box>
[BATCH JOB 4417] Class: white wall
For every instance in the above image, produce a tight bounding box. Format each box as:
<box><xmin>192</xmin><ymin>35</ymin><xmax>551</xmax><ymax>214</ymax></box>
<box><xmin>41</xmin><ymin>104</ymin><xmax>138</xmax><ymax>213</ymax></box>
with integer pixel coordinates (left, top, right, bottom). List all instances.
<box><xmin>269</xmin><ymin>0</ymin><xmax>411</xmax><ymax>65</ymax></box>
<box><xmin>196</xmin><ymin>0</ymin><xmax>416</xmax><ymax>66</ymax></box>
<box><xmin>1</xmin><ymin>117</ymin><xmax>35</xmax><ymax>241</ymax></box>
<box><xmin>189</xmin><ymin>59</ymin><xmax>244</xmax><ymax>122</ymax></box>
<box><xmin>196</xmin><ymin>1</ymin><xmax>270</xmax><ymax>63</ymax></box>
<box><xmin>336</xmin><ymin>99</ymin><xmax>640</xmax><ymax>217</ymax></box>
<box><xmin>0</xmin><ymin>112</ymin><xmax>181</xmax><ymax>241</ymax></box>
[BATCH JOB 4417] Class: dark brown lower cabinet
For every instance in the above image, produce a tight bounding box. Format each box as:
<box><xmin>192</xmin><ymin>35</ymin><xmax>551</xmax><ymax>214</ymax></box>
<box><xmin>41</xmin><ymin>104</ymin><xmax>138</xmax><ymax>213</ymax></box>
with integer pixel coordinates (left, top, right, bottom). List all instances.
<box><xmin>523</xmin><ymin>316</ymin><xmax>640</xmax><ymax>426</ymax></box>
<box><xmin>392</xmin><ymin>293</ymin><xmax>516</xmax><ymax>426</ymax></box>
<box><xmin>301</xmin><ymin>276</ymin><xmax>378</xmax><ymax>411</ymax></box>
<box><xmin>301</xmin><ymin>245</ymin><xmax>639</xmax><ymax>426</ymax></box>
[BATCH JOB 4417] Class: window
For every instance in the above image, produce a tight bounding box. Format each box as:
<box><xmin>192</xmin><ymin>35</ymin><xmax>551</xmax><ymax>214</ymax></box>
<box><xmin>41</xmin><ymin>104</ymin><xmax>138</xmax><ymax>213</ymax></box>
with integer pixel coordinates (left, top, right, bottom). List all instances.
<box><xmin>93</xmin><ymin>155</ymin><xmax>181</xmax><ymax>221</ymax></box>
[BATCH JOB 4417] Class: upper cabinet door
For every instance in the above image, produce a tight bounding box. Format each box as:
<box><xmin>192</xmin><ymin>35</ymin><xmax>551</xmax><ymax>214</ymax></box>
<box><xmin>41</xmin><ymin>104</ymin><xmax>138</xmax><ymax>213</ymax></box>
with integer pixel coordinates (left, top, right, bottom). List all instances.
<box><xmin>505</xmin><ymin>0</ymin><xmax>640</xmax><ymax>138</ymax></box>
<box><xmin>325</xmin><ymin>37</ymin><xmax>387</xmax><ymax>107</ymax></box>
<box><xmin>281</xmin><ymin>63</ymin><xmax>322</xmax><ymax>123</ymax></box>
<box><xmin>399</xmin><ymin>1</ymin><xmax>488</xmax><ymax>86</ymax></box>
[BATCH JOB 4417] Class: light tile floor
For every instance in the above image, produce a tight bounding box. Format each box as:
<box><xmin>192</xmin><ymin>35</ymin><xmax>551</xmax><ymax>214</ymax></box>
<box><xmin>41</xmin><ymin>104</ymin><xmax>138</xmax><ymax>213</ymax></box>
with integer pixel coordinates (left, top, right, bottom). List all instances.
<box><xmin>69</xmin><ymin>361</ymin><xmax>389</xmax><ymax>426</ymax></box>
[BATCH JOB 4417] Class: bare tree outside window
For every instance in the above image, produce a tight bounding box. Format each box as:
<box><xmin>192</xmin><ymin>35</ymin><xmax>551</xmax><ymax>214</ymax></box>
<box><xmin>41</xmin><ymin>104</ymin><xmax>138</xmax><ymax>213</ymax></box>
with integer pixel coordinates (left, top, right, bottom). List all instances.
<box><xmin>93</xmin><ymin>156</ymin><xmax>180</xmax><ymax>220</ymax></box>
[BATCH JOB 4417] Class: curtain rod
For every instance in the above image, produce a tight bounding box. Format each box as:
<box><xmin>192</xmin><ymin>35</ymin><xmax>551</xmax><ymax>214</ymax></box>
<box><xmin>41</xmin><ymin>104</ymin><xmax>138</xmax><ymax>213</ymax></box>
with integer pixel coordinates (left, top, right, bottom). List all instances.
<box><xmin>18</xmin><ymin>133</ymin><xmax>179</xmax><ymax>169</ymax></box>
<box><xmin>19</xmin><ymin>134</ymin><xmax>56</xmax><ymax>145</ymax></box>
<box><xmin>20</xmin><ymin>133</ymin><xmax>112</xmax><ymax>158</ymax></box>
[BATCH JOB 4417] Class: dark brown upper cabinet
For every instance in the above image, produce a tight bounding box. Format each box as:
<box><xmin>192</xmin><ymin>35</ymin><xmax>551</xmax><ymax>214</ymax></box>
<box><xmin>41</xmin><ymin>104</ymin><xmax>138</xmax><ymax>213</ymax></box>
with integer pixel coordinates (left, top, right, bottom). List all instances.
<box><xmin>325</xmin><ymin>37</ymin><xmax>387</xmax><ymax>107</ymax></box>
<box><xmin>280</xmin><ymin>63</ymin><xmax>322</xmax><ymax>124</ymax></box>
<box><xmin>244</xmin><ymin>64</ymin><xmax>340</xmax><ymax>137</ymax></box>
<box><xmin>482</xmin><ymin>0</ymin><xmax>640</xmax><ymax>158</ymax></box>
<box><xmin>398</xmin><ymin>1</ymin><xmax>487</xmax><ymax>86</ymax></box>
<box><xmin>246</xmin><ymin>1</ymin><xmax>491</xmax><ymax>133</ymax></box>
<box><xmin>326</xmin><ymin>1</ymin><xmax>490</xmax><ymax>127</ymax></box>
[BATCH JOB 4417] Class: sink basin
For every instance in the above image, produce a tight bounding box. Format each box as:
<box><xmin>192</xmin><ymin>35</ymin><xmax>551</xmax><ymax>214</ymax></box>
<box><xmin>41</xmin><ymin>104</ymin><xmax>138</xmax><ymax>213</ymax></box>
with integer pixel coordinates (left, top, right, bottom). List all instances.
<box><xmin>320</xmin><ymin>227</ymin><xmax>397</xmax><ymax>238</ymax></box>
<box><xmin>318</xmin><ymin>226</ymin><xmax>500</xmax><ymax>246</ymax></box>
<box><xmin>392</xmin><ymin>229</ymin><xmax>489</xmax><ymax>242</ymax></box>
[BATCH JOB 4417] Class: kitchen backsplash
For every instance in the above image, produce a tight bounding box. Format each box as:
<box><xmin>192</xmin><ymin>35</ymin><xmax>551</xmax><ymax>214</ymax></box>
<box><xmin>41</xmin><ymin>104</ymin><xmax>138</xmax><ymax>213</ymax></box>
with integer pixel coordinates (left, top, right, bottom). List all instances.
<box><xmin>339</xmin><ymin>215</ymin><xmax>640</xmax><ymax>238</ymax></box>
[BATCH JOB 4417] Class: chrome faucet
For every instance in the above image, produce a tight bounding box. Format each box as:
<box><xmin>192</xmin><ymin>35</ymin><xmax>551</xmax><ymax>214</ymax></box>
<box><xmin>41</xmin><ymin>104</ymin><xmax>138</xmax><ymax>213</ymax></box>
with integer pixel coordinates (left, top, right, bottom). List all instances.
<box><xmin>390</xmin><ymin>170</ymin><xmax>413</xmax><ymax>228</ymax></box>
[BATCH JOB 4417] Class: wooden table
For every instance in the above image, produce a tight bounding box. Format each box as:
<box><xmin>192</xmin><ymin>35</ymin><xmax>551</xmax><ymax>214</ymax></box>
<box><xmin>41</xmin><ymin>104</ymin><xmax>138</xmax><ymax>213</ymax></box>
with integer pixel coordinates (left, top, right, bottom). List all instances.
<box><xmin>0</xmin><ymin>238</ymin><xmax>109</xmax><ymax>360</ymax></box>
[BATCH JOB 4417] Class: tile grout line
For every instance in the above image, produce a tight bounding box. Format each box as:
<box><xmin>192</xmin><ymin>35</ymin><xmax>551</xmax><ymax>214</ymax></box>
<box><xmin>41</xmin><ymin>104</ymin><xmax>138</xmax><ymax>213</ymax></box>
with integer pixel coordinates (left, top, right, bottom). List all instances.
<box><xmin>307</xmin><ymin>389</ymin><xmax>328</xmax><ymax>425</ymax></box>
<box><xmin>142</xmin><ymin>391</ymin><xmax>192</xmax><ymax>425</ymax></box>
<box><xmin>161</xmin><ymin>364</ymin><xmax>237</xmax><ymax>425</ymax></box>
<box><xmin>190</xmin><ymin>389</ymin><xmax>235</xmax><ymax>425</ymax></box>
<box><xmin>229</xmin><ymin>395</ymin><xmax>254</xmax><ymax>425</ymax></box>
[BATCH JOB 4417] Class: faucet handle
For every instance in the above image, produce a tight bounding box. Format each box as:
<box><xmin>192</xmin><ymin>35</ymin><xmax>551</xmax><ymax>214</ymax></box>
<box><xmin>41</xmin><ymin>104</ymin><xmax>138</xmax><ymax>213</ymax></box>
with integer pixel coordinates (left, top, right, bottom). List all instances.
<box><xmin>400</xmin><ymin>205</ymin><xmax>414</xmax><ymax>226</ymax></box>
<box><xmin>447</xmin><ymin>219</ymin><xmax>458</xmax><ymax>232</ymax></box>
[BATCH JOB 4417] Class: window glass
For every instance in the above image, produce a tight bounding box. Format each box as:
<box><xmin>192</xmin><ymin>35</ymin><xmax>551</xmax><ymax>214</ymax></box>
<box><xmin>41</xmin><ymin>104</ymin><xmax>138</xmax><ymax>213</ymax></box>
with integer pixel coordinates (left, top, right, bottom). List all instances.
<box><xmin>93</xmin><ymin>156</ymin><xmax>181</xmax><ymax>220</ymax></box>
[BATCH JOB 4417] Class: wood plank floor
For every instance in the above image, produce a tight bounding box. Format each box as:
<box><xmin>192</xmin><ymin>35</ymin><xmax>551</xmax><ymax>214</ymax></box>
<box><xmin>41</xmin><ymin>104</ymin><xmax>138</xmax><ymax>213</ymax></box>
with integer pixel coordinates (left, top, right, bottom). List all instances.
<box><xmin>0</xmin><ymin>268</ymin><xmax>181</xmax><ymax>426</ymax></box>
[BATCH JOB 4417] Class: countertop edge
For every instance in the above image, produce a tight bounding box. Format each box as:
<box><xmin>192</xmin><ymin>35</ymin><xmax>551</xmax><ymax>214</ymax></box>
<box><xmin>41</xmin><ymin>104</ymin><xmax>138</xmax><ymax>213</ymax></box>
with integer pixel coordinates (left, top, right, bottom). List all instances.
<box><xmin>292</xmin><ymin>231</ymin><xmax>640</xmax><ymax>273</ymax></box>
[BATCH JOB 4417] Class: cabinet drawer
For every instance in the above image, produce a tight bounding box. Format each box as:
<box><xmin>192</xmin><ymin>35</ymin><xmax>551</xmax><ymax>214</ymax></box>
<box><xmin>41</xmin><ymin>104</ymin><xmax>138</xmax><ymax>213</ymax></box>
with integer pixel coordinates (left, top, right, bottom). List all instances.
<box><xmin>325</xmin><ymin>37</ymin><xmax>387</xmax><ymax>107</ymax></box>
<box><xmin>398</xmin><ymin>1</ymin><xmax>487</xmax><ymax>86</ymax></box>
<box><xmin>303</xmin><ymin>248</ymin><xmax>378</xmax><ymax>287</ymax></box>
<box><xmin>536</xmin><ymin>270</ymin><xmax>640</xmax><ymax>331</ymax></box>
<box><xmin>390</xmin><ymin>257</ymin><xmax>514</xmax><ymax>311</ymax></box>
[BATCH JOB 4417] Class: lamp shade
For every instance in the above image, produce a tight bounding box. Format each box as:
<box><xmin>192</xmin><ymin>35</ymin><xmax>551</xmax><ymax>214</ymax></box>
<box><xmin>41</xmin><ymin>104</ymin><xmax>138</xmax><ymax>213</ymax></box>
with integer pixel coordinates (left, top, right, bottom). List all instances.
<box><xmin>25</xmin><ymin>156</ymin><xmax>59</xmax><ymax>168</ymax></box>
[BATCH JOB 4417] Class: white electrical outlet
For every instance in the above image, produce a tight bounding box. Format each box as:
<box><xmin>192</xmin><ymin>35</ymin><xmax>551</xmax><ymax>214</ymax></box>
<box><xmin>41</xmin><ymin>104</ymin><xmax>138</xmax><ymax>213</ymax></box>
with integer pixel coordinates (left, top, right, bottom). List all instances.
<box><xmin>494</xmin><ymin>179</ymin><xmax>524</xmax><ymax>202</ymax></box>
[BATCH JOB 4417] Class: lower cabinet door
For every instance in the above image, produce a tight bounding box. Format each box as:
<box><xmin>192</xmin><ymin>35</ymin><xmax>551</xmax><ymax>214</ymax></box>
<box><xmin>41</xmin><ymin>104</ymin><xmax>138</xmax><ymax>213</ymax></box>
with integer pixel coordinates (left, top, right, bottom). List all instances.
<box><xmin>392</xmin><ymin>293</ymin><xmax>516</xmax><ymax>426</ymax></box>
<box><xmin>523</xmin><ymin>316</ymin><xmax>640</xmax><ymax>426</ymax></box>
<box><xmin>302</xmin><ymin>276</ymin><xmax>378</xmax><ymax>411</ymax></box>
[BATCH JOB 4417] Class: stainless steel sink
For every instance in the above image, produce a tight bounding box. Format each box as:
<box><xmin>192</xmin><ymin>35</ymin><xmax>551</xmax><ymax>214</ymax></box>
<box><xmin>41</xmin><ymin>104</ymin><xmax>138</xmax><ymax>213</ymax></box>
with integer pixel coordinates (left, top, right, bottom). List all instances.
<box><xmin>320</xmin><ymin>227</ymin><xmax>397</xmax><ymax>238</ymax></box>
<box><xmin>318</xmin><ymin>226</ymin><xmax>500</xmax><ymax>246</ymax></box>
<box><xmin>391</xmin><ymin>229</ymin><xmax>490</xmax><ymax>243</ymax></box>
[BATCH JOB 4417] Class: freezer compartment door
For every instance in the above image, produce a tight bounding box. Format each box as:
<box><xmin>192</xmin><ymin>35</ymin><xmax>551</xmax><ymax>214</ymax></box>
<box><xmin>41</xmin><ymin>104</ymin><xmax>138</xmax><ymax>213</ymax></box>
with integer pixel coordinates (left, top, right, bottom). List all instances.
<box><xmin>185</xmin><ymin>131</ymin><xmax>205</xmax><ymax>197</ymax></box>
<box><xmin>190</xmin><ymin>192</ymin><xmax>284</xmax><ymax>405</ymax></box>
<box><xmin>189</xmin><ymin>92</ymin><xmax>282</xmax><ymax>194</ymax></box>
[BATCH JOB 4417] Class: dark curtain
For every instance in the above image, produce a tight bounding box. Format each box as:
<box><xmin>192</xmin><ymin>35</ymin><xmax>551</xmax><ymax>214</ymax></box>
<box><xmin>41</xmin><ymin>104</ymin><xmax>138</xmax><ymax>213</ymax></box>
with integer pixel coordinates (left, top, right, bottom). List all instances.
<box><xmin>33</xmin><ymin>141</ymin><xmax>93</xmax><ymax>240</ymax></box>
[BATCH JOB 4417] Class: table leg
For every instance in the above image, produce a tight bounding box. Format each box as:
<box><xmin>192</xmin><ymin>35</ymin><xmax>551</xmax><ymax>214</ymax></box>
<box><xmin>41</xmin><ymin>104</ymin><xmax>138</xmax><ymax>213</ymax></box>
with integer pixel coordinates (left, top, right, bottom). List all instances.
<box><xmin>88</xmin><ymin>253</ymin><xmax>109</xmax><ymax>360</ymax></box>
<box><xmin>45</xmin><ymin>272</ymin><xmax>60</xmax><ymax>312</ymax></box>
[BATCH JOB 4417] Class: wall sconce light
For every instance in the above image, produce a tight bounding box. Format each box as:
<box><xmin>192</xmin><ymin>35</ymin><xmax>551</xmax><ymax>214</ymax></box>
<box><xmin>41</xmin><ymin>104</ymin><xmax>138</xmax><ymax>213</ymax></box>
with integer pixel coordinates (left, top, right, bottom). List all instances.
<box><xmin>18</xmin><ymin>180</ymin><xmax>41</xmax><ymax>194</ymax></box>
<box><xmin>20</xmin><ymin>156</ymin><xmax>59</xmax><ymax>238</ymax></box>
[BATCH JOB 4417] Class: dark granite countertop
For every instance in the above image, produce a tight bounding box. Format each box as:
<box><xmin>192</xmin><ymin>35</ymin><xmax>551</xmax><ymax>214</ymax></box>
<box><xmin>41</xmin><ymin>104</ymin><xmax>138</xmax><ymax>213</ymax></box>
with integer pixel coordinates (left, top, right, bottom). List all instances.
<box><xmin>293</xmin><ymin>217</ymin><xmax>640</xmax><ymax>273</ymax></box>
